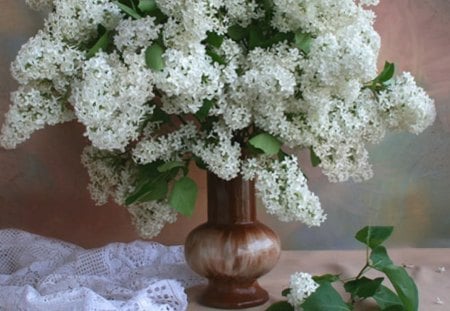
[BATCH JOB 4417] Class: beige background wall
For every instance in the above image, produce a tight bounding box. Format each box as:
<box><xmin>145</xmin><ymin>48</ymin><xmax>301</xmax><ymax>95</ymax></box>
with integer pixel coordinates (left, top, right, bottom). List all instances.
<box><xmin>0</xmin><ymin>0</ymin><xmax>449</xmax><ymax>249</ymax></box>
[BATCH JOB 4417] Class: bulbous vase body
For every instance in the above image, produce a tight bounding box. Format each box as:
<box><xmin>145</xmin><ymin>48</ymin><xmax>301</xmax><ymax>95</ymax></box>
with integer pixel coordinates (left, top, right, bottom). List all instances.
<box><xmin>185</xmin><ymin>173</ymin><xmax>281</xmax><ymax>309</ymax></box>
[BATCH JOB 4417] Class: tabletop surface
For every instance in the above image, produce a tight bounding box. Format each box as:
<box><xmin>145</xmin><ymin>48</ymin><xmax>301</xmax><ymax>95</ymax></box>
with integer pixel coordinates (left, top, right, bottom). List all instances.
<box><xmin>187</xmin><ymin>248</ymin><xmax>450</xmax><ymax>310</ymax></box>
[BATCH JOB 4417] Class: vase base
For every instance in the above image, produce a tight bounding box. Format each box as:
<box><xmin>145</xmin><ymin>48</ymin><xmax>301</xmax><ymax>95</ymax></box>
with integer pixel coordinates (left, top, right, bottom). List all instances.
<box><xmin>198</xmin><ymin>279</ymin><xmax>269</xmax><ymax>309</ymax></box>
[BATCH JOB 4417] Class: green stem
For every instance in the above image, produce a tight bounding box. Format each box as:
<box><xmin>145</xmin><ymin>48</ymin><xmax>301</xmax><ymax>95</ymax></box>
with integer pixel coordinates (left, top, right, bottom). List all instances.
<box><xmin>355</xmin><ymin>263</ymin><xmax>370</xmax><ymax>280</ymax></box>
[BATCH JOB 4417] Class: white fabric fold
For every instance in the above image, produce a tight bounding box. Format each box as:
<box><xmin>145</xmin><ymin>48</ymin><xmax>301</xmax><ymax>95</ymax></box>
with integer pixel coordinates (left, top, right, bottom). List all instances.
<box><xmin>0</xmin><ymin>229</ymin><xmax>204</xmax><ymax>310</ymax></box>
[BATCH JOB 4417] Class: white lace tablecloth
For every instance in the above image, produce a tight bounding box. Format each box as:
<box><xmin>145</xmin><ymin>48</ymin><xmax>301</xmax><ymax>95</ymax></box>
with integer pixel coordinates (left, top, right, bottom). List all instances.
<box><xmin>0</xmin><ymin>229</ymin><xmax>204</xmax><ymax>311</ymax></box>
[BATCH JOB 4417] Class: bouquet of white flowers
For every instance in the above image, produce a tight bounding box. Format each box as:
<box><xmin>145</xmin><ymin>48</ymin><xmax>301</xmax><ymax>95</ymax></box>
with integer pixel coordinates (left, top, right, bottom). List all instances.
<box><xmin>0</xmin><ymin>0</ymin><xmax>435</xmax><ymax>238</ymax></box>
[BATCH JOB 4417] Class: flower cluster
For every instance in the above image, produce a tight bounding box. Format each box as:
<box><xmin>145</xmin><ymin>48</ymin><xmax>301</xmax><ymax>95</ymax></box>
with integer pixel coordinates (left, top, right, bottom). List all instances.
<box><xmin>0</xmin><ymin>0</ymin><xmax>435</xmax><ymax>238</ymax></box>
<box><xmin>286</xmin><ymin>272</ymin><xmax>319</xmax><ymax>309</ymax></box>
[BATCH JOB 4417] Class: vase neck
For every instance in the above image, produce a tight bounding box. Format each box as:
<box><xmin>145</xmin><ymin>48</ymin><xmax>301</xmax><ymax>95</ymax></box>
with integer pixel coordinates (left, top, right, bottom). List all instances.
<box><xmin>207</xmin><ymin>172</ymin><xmax>256</xmax><ymax>225</ymax></box>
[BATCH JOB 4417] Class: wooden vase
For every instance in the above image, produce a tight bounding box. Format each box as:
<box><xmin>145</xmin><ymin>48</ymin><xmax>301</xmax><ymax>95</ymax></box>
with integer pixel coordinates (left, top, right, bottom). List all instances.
<box><xmin>184</xmin><ymin>172</ymin><xmax>281</xmax><ymax>309</ymax></box>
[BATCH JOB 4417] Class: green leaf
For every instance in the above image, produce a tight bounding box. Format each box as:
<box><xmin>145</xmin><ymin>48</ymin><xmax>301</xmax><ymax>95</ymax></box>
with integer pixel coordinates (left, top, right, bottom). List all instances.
<box><xmin>205</xmin><ymin>31</ymin><xmax>224</xmax><ymax>48</ymax></box>
<box><xmin>86</xmin><ymin>30</ymin><xmax>111</xmax><ymax>58</ymax></box>
<box><xmin>370</xmin><ymin>246</ymin><xmax>394</xmax><ymax>270</ymax></box>
<box><xmin>248</xmin><ymin>25</ymin><xmax>264</xmax><ymax>49</ymax></box>
<box><xmin>281</xmin><ymin>288</ymin><xmax>291</xmax><ymax>297</ymax></box>
<box><xmin>151</xmin><ymin>106</ymin><xmax>170</xmax><ymax>123</ymax></box>
<box><xmin>195</xmin><ymin>99</ymin><xmax>214</xmax><ymax>121</ymax></box>
<box><xmin>227</xmin><ymin>24</ymin><xmax>247</xmax><ymax>41</ymax></box>
<box><xmin>266</xmin><ymin>301</ymin><xmax>295</xmax><ymax>311</ymax></box>
<box><xmin>169</xmin><ymin>176</ymin><xmax>198</xmax><ymax>216</ymax></box>
<box><xmin>138</xmin><ymin>0</ymin><xmax>156</xmax><ymax>13</ymax></box>
<box><xmin>145</xmin><ymin>43</ymin><xmax>165</xmax><ymax>71</ymax></box>
<box><xmin>114</xmin><ymin>1</ymin><xmax>141</xmax><ymax>19</ymax></box>
<box><xmin>206</xmin><ymin>48</ymin><xmax>226</xmax><ymax>65</ymax></box>
<box><xmin>373</xmin><ymin>285</ymin><xmax>405</xmax><ymax>310</ymax></box>
<box><xmin>295</xmin><ymin>32</ymin><xmax>313</xmax><ymax>54</ymax></box>
<box><xmin>355</xmin><ymin>226</ymin><xmax>394</xmax><ymax>249</ymax></box>
<box><xmin>310</xmin><ymin>147</ymin><xmax>321</xmax><ymax>167</ymax></box>
<box><xmin>344</xmin><ymin>277</ymin><xmax>384</xmax><ymax>300</ymax></box>
<box><xmin>382</xmin><ymin>265</ymin><xmax>418</xmax><ymax>311</ymax></box>
<box><xmin>302</xmin><ymin>282</ymin><xmax>351</xmax><ymax>311</ymax></box>
<box><xmin>157</xmin><ymin>161</ymin><xmax>185</xmax><ymax>173</ymax></box>
<box><xmin>248</xmin><ymin>133</ymin><xmax>282</xmax><ymax>156</ymax></box>
<box><xmin>383</xmin><ymin>306</ymin><xmax>406</xmax><ymax>311</ymax></box>
<box><xmin>376</xmin><ymin>61</ymin><xmax>395</xmax><ymax>83</ymax></box>
<box><xmin>313</xmin><ymin>274</ymin><xmax>340</xmax><ymax>284</ymax></box>
<box><xmin>125</xmin><ymin>178</ymin><xmax>168</xmax><ymax>205</ymax></box>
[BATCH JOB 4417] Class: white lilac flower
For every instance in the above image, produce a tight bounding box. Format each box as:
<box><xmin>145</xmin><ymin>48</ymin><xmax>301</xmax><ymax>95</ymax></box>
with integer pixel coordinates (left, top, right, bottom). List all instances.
<box><xmin>192</xmin><ymin>122</ymin><xmax>241</xmax><ymax>180</ymax></box>
<box><xmin>10</xmin><ymin>31</ymin><xmax>84</xmax><ymax>89</ymax></box>
<box><xmin>113</xmin><ymin>164</ymin><xmax>178</xmax><ymax>239</ymax></box>
<box><xmin>0</xmin><ymin>82</ymin><xmax>75</xmax><ymax>149</ymax></box>
<box><xmin>25</xmin><ymin>0</ymin><xmax>54</xmax><ymax>11</ymax></box>
<box><xmin>243</xmin><ymin>156</ymin><xmax>326</xmax><ymax>226</ymax></box>
<box><xmin>300</xmin><ymin>11</ymin><xmax>380</xmax><ymax>91</ymax></box>
<box><xmin>154</xmin><ymin>44</ymin><xmax>223</xmax><ymax>114</ymax></box>
<box><xmin>44</xmin><ymin>0</ymin><xmax>122</xmax><ymax>44</ymax></box>
<box><xmin>230</xmin><ymin>43</ymin><xmax>302</xmax><ymax>138</ymax></box>
<box><xmin>272</xmin><ymin>0</ymin><xmax>359</xmax><ymax>34</ymax></box>
<box><xmin>81</xmin><ymin>146</ymin><xmax>122</xmax><ymax>206</ymax></box>
<box><xmin>70</xmin><ymin>52</ymin><xmax>154</xmax><ymax>152</ymax></box>
<box><xmin>286</xmin><ymin>272</ymin><xmax>319</xmax><ymax>308</ymax></box>
<box><xmin>126</xmin><ymin>201</ymin><xmax>178</xmax><ymax>239</ymax></box>
<box><xmin>221</xmin><ymin>0</ymin><xmax>265</xmax><ymax>27</ymax></box>
<box><xmin>379</xmin><ymin>72</ymin><xmax>436</xmax><ymax>135</ymax></box>
<box><xmin>360</xmin><ymin>0</ymin><xmax>380</xmax><ymax>6</ymax></box>
<box><xmin>114</xmin><ymin>16</ymin><xmax>162</xmax><ymax>53</ymax></box>
<box><xmin>132</xmin><ymin>122</ymin><xmax>198</xmax><ymax>164</ymax></box>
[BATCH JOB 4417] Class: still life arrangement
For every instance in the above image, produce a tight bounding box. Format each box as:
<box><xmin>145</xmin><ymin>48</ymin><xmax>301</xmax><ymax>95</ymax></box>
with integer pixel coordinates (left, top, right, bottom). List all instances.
<box><xmin>0</xmin><ymin>0</ymin><xmax>435</xmax><ymax>309</ymax></box>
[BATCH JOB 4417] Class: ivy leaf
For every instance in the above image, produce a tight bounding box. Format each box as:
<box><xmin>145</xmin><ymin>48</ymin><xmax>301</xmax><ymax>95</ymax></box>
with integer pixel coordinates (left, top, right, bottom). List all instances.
<box><xmin>157</xmin><ymin>161</ymin><xmax>185</xmax><ymax>173</ymax></box>
<box><xmin>169</xmin><ymin>176</ymin><xmax>198</xmax><ymax>216</ymax></box>
<box><xmin>145</xmin><ymin>43</ymin><xmax>165</xmax><ymax>71</ymax></box>
<box><xmin>355</xmin><ymin>226</ymin><xmax>394</xmax><ymax>249</ymax></box>
<box><xmin>295</xmin><ymin>32</ymin><xmax>313</xmax><ymax>54</ymax></box>
<box><xmin>370</xmin><ymin>246</ymin><xmax>394</xmax><ymax>270</ymax></box>
<box><xmin>310</xmin><ymin>147</ymin><xmax>321</xmax><ymax>167</ymax></box>
<box><xmin>138</xmin><ymin>0</ymin><xmax>156</xmax><ymax>13</ymax></box>
<box><xmin>248</xmin><ymin>133</ymin><xmax>282</xmax><ymax>156</ymax></box>
<box><xmin>313</xmin><ymin>274</ymin><xmax>340</xmax><ymax>284</ymax></box>
<box><xmin>114</xmin><ymin>1</ymin><xmax>141</xmax><ymax>19</ymax></box>
<box><xmin>86</xmin><ymin>30</ymin><xmax>111</xmax><ymax>58</ymax></box>
<box><xmin>344</xmin><ymin>277</ymin><xmax>384</xmax><ymax>300</ymax></box>
<box><xmin>266</xmin><ymin>301</ymin><xmax>295</xmax><ymax>311</ymax></box>
<box><xmin>302</xmin><ymin>282</ymin><xmax>351</xmax><ymax>311</ymax></box>
<box><xmin>373</xmin><ymin>285</ymin><xmax>405</xmax><ymax>311</ymax></box>
<box><xmin>382</xmin><ymin>265</ymin><xmax>418</xmax><ymax>311</ymax></box>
